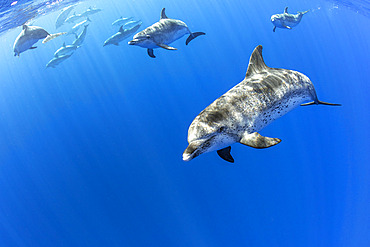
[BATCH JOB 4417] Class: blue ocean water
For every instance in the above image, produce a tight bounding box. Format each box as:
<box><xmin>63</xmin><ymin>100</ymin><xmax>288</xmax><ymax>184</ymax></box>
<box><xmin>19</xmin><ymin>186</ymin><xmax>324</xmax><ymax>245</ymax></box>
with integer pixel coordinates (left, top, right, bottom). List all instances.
<box><xmin>0</xmin><ymin>0</ymin><xmax>369</xmax><ymax>246</ymax></box>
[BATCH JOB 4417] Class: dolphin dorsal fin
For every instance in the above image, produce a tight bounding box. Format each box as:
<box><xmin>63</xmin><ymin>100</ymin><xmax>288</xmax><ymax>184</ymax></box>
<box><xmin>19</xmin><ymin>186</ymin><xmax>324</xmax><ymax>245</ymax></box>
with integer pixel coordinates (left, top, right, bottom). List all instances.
<box><xmin>63</xmin><ymin>42</ymin><xmax>66</xmax><ymax>47</ymax></box>
<box><xmin>22</xmin><ymin>25</ymin><xmax>28</xmax><ymax>31</ymax></box>
<box><xmin>245</xmin><ymin>45</ymin><xmax>269</xmax><ymax>78</ymax></box>
<box><xmin>119</xmin><ymin>26</ymin><xmax>124</xmax><ymax>32</ymax></box>
<box><xmin>284</xmin><ymin>7</ymin><xmax>288</xmax><ymax>13</ymax></box>
<box><xmin>160</xmin><ymin>8</ymin><xmax>168</xmax><ymax>19</ymax></box>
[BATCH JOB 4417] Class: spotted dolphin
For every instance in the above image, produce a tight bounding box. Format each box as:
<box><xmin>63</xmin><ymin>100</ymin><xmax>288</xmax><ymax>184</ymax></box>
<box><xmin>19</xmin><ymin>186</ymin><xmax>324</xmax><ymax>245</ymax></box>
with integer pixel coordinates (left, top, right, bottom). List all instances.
<box><xmin>46</xmin><ymin>54</ymin><xmax>72</xmax><ymax>68</ymax></box>
<box><xmin>103</xmin><ymin>23</ymin><xmax>141</xmax><ymax>47</ymax></box>
<box><xmin>13</xmin><ymin>25</ymin><xmax>65</xmax><ymax>56</ymax></box>
<box><xmin>112</xmin><ymin>17</ymin><xmax>134</xmax><ymax>27</ymax></box>
<box><xmin>271</xmin><ymin>7</ymin><xmax>309</xmax><ymax>32</ymax></box>
<box><xmin>128</xmin><ymin>8</ymin><xmax>205</xmax><ymax>58</ymax></box>
<box><xmin>55</xmin><ymin>5</ymin><xmax>75</xmax><ymax>29</ymax></box>
<box><xmin>183</xmin><ymin>45</ymin><xmax>340</xmax><ymax>163</ymax></box>
<box><xmin>72</xmin><ymin>24</ymin><xmax>89</xmax><ymax>47</ymax></box>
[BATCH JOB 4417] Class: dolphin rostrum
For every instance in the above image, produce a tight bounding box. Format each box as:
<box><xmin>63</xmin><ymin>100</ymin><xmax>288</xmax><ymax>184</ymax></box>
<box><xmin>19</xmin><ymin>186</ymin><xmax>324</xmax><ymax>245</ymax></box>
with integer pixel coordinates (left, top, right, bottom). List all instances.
<box><xmin>128</xmin><ymin>8</ymin><xmax>205</xmax><ymax>58</ymax></box>
<box><xmin>13</xmin><ymin>25</ymin><xmax>65</xmax><ymax>56</ymax></box>
<box><xmin>271</xmin><ymin>7</ymin><xmax>309</xmax><ymax>32</ymax></box>
<box><xmin>183</xmin><ymin>45</ymin><xmax>340</xmax><ymax>163</ymax></box>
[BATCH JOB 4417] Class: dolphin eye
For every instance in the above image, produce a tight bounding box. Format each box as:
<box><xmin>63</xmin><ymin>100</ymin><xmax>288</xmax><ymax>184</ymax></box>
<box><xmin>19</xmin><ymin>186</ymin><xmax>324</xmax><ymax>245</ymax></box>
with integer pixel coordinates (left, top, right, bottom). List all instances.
<box><xmin>146</xmin><ymin>35</ymin><xmax>150</xmax><ymax>39</ymax></box>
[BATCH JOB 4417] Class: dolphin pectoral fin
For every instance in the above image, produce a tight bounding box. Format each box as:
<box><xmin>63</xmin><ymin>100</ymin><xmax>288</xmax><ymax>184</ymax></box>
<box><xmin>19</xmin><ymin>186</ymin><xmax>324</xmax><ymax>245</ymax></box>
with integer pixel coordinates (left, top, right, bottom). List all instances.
<box><xmin>240</xmin><ymin>132</ymin><xmax>281</xmax><ymax>149</ymax></box>
<box><xmin>114</xmin><ymin>43</ymin><xmax>119</xmax><ymax>46</ymax></box>
<box><xmin>301</xmin><ymin>100</ymin><xmax>341</xmax><ymax>106</ymax></box>
<box><xmin>147</xmin><ymin>49</ymin><xmax>156</xmax><ymax>58</ymax></box>
<box><xmin>217</xmin><ymin>146</ymin><xmax>234</xmax><ymax>163</ymax></box>
<box><xmin>185</xmin><ymin>32</ymin><xmax>206</xmax><ymax>45</ymax></box>
<box><xmin>273</xmin><ymin>26</ymin><xmax>276</xmax><ymax>32</ymax></box>
<box><xmin>157</xmin><ymin>44</ymin><xmax>177</xmax><ymax>50</ymax></box>
<box><xmin>29</xmin><ymin>46</ymin><xmax>37</xmax><ymax>49</ymax></box>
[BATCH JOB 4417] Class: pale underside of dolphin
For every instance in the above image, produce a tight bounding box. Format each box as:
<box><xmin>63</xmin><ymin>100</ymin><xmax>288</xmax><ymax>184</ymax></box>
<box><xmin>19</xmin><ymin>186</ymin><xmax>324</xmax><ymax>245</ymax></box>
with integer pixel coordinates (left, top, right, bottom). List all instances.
<box><xmin>128</xmin><ymin>8</ymin><xmax>205</xmax><ymax>58</ymax></box>
<box><xmin>183</xmin><ymin>45</ymin><xmax>340</xmax><ymax>163</ymax></box>
<box><xmin>271</xmin><ymin>7</ymin><xmax>309</xmax><ymax>32</ymax></box>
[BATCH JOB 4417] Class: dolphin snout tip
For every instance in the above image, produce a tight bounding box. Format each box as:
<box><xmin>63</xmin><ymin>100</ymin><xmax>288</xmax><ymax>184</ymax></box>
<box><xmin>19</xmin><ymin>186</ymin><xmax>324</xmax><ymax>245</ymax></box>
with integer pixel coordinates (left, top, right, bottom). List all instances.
<box><xmin>128</xmin><ymin>40</ymin><xmax>134</xmax><ymax>45</ymax></box>
<box><xmin>182</xmin><ymin>153</ymin><xmax>192</xmax><ymax>162</ymax></box>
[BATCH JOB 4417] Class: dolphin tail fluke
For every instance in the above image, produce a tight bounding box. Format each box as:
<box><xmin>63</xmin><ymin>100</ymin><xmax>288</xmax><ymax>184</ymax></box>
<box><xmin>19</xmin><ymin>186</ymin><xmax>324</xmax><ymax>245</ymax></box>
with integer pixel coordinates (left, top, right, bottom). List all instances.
<box><xmin>185</xmin><ymin>32</ymin><xmax>205</xmax><ymax>45</ymax></box>
<box><xmin>301</xmin><ymin>100</ymin><xmax>341</xmax><ymax>106</ymax></box>
<box><xmin>42</xmin><ymin>32</ymin><xmax>66</xmax><ymax>44</ymax></box>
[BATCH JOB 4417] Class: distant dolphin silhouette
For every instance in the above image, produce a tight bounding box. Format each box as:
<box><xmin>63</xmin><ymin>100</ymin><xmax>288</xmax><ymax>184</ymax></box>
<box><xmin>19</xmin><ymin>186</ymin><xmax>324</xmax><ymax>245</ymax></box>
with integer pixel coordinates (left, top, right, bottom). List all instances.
<box><xmin>128</xmin><ymin>8</ymin><xmax>205</xmax><ymax>58</ymax></box>
<box><xmin>103</xmin><ymin>23</ymin><xmax>141</xmax><ymax>47</ymax></box>
<box><xmin>13</xmin><ymin>25</ymin><xmax>65</xmax><ymax>56</ymax></box>
<box><xmin>55</xmin><ymin>5</ymin><xmax>75</xmax><ymax>29</ymax></box>
<box><xmin>183</xmin><ymin>45</ymin><xmax>340</xmax><ymax>163</ymax></box>
<box><xmin>271</xmin><ymin>7</ymin><xmax>309</xmax><ymax>32</ymax></box>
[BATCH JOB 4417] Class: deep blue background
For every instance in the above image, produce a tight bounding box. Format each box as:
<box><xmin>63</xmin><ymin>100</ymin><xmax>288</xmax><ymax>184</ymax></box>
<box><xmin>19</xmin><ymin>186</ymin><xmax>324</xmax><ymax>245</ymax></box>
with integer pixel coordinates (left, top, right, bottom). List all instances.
<box><xmin>0</xmin><ymin>0</ymin><xmax>369</xmax><ymax>246</ymax></box>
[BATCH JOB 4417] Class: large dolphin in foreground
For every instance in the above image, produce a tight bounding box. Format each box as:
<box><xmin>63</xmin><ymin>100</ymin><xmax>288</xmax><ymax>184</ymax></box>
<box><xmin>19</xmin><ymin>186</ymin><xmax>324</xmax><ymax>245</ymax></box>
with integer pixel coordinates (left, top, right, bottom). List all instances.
<box><xmin>271</xmin><ymin>7</ymin><xmax>309</xmax><ymax>32</ymax></box>
<box><xmin>183</xmin><ymin>45</ymin><xmax>340</xmax><ymax>163</ymax></box>
<box><xmin>128</xmin><ymin>8</ymin><xmax>205</xmax><ymax>58</ymax></box>
<box><xmin>13</xmin><ymin>25</ymin><xmax>65</xmax><ymax>56</ymax></box>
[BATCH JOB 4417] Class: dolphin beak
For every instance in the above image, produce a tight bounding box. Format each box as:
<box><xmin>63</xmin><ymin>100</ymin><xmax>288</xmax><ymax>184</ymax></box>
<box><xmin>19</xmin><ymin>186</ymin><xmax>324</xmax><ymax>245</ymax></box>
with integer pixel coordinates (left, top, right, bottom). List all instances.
<box><xmin>128</xmin><ymin>39</ymin><xmax>138</xmax><ymax>45</ymax></box>
<box><xmin>183</xmin><ymin>141</ymin><xmax>202</xmax><ymax>162</ymax></box>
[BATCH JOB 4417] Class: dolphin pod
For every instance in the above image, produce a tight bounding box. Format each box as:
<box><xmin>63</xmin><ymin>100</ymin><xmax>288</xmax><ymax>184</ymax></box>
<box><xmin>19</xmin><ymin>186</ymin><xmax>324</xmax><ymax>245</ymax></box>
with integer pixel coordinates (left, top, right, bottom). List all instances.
<box><xmin>183</xmin><ymin>46</ymin><xmax>340</xmax><ymax>163</ymax></box>
<box><xmin>13</xmin><ymin>6</ymin><xmax>341</xmax><ymax>163</ymax></box>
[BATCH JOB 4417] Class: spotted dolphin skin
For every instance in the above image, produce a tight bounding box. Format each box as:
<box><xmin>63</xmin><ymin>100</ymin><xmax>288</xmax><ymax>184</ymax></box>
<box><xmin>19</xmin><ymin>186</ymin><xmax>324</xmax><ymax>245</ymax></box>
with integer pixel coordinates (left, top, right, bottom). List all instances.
<box><xmin>183</xmin><ymin>45</ymin><xmax>340</xmax><ymax>163</ymax></box>
<box><xmin>128</xmin><ymin>8</ymin><xmax>205</xmax><ymax>58</ymax></box>
<box><xmin>271</xmin><ymin>7</ymin><xmax>309</xmax><ymax>32</ymax></box>
<box><xmin>13</xmin><ymin>25</ymin><xmax>65</xmax><ymax>56</ymax></box>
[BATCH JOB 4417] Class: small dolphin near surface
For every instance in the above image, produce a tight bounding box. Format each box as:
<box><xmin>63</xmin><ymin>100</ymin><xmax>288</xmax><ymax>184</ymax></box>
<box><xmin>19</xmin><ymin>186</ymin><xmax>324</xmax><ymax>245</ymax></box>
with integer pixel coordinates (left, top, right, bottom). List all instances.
<box><xmin>112</xmin><ymin>17</ymin><xmax>134</xmax><ymax>27</ymax></box>
<box><xmin>55</xmin><ymin>5</ymin><xmax>75</xmax><ymax>29</ymax></box>
<box><xmin>103</xmin><ymin>23</ymin><xmax>141</xmax><ymax>47</ymax></box>
<box><xmin>183</xmin><ymin>45</ymin><xmax>340</xmax><ymax>163</ymax></box>
<box><xmin>65</xmin><ymin>12</ymin><xmax>82</xmax><ymax>23</ymax></box>
<box><xmin>54</xmin><ymin>42</ymin><xmax>79</xmax><ymax>57</ymax></box>
<box><xmin>80</xmin><ymin>6</ymin><xmax>102</xmax><ymax>17</ymax></box>
<box><xmin>123</xmin><ymin>20</ymin><xmax>142</xmax><ymax>29</ymax></box>
<box><xmin>72</xmin><ymin>24</ymin><xmax>89</xmax><ymax>47</ymax></box>
<box><xmin>271</xmin><ymin>7</ymin><xmax>309</xmax><ymax>32</ymax></box>
<box><xmin>46</xmin><ymin>54</ymin><xmax>72</xmax><ymax>68</ymax></box>
<box><xmin>128</xmin><ymin>8</ymin><xmax>205</xmax><ymax>58</ymax></box>
<box><xmin>13</xmin><ymin>25</ymin><xmax>65</xmax><ymax>56</ymax></box>
<box><xmin>66</xmin><ymin>18</ymin><xmax>91</xmax><ymax>36</ymax></box>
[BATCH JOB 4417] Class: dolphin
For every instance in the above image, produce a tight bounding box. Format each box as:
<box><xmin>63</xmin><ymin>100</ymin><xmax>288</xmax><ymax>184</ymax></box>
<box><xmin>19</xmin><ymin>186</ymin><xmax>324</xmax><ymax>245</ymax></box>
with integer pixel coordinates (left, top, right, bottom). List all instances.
<box><xmin>72</xmin><ymin>24</ymin><xmax>89</xmax><ymax>47</ymax></box>
<box><xmin>13</xmin><ymin>25</ymin><xmax>65</xmax><ymax>56</ymax></box>
<box><xmin>103</xmin><ymin>23</ymin><xmax>141</xmax><ymax>47</ymax></box>
<box><xmin>183</xmin><ymin>45</ymin><xmax>340</xmax><ymax>163</ymax></box>
<box><xmin>128</xmin><ymin>8</ymin><xmax>205</xmax><ymax>58</ymax></box>
<box><xmin>112</xmin><ymin>17</ymin><xmax>134</xmax><ymax>27</ymax></box>
<box><xmin>80</xmin><ymin>6</ymin><xmax>102</xmax><ymax>17</ymax></box>
<box><xmin>65</xmin><ymin>12</ymin><xmax>82</xmax><ymax>23</ymax></box>
<box><xmin>55</xmin><ymin>5</ymin><xmax>75</xmax><ymax>29</ymax></box>
<box><xmin>46</xmin><ymin>54</ymin><xmax>72</xmax><ymax>68</ymax></box>
<box><xmin>66</xmin><ymin>18</ymin><xmax>91</xmax><ymax>36</ymax></box>
<box><xmin>271</xmin><ymin>7</ymin><xmax>309</xmax><ymax>32</ymax></box>
<box><xmin>123</xmin><ymin>20</ymin><xmax>142</xmax><ymax>29</ymax></box>
<box><xmin>54</xmin><ymin>42</ymin><xmax>79</xmax><ymax>57</ymax></box>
